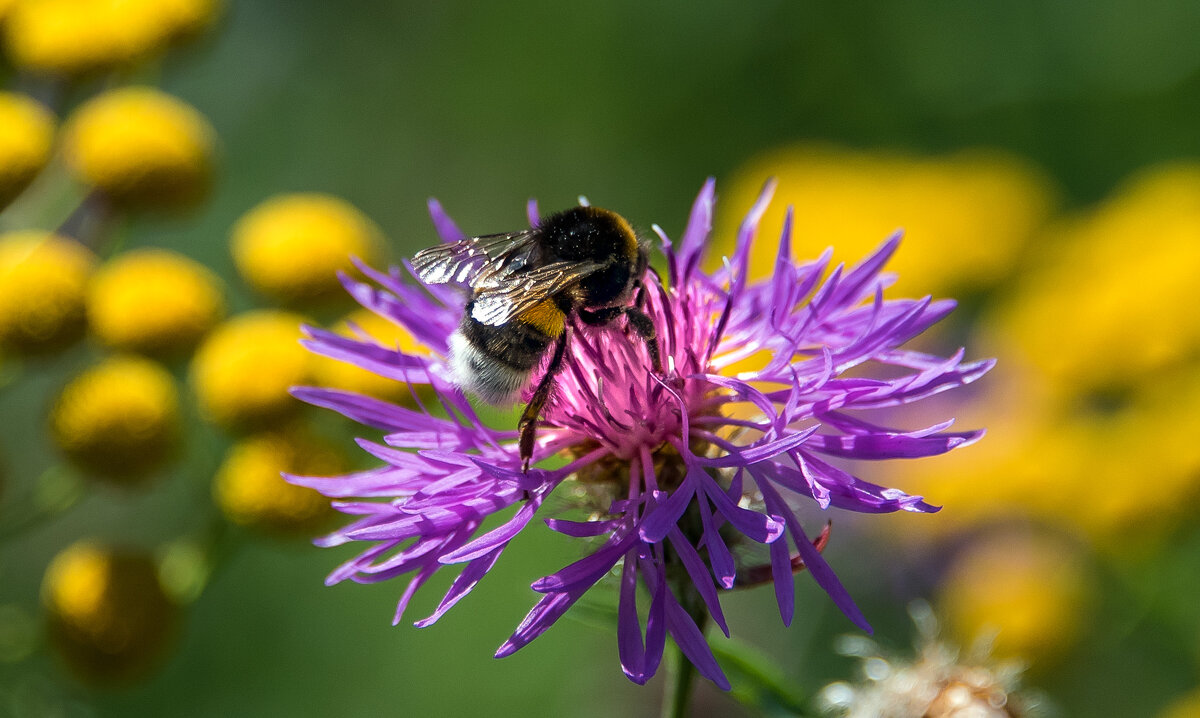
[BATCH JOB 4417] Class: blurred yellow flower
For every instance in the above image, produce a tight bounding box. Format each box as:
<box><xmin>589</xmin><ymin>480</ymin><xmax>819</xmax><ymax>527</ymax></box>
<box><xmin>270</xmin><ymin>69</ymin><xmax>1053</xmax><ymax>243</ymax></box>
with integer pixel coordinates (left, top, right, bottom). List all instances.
<box><xmin>718</xmin><ymin>145</ymin><xmax>1054</xmax><ymax>297</ymax></box>
<box><xmin>4</xmin><ymin>0</ymin><xmax>170</xmax><ymax>75</ymax></box>
<box><xmin>88</xmin><ymin>248</ymin><xmax>225</xmax><ymax>357</ymax></box>
<box><xmin>231</xmin><ymin>193</ymin><xmax>382</xmax><ymax>305</ymax></box>
<box><xmin>50</xmin><ymin>355</ymin><xmax>180</xmax><ymax>483</ymax></box>
<box><xmin>0</xmin><ymin>92</ymin><xmax>55</xmax><ymax>208</ymax></box>
<box><xmin>312</xmin><ymin>307</ymin><xmax>433</xmax><ymax>403</ymax></box>
<box><xmin>213</xmin><ymin>426</ymin><xmax>345</xmax><ymax>534</ymax></box>
<box><xmin>0</xmin><ymin>231</ymin><xmax>96</xmax><ymax>355</ymax></box>
<box><xmin>1066</xmin><ymin>365</ymin><xmax>1200</xmax><ymax>552</ymax></box>
<box><xmin>938</xmin><ymin>530</ymin><xmax>1089</xmax><ymax>668</ymax></box>
<box><xmin>42</xmin><ymin>540</ymin><xmax>178</xmax><ymax>684</ymax></box>
<box><xmin>62</xmin><ymin>87</ymin><xmax>215</xmax><ymax>209</ymax></box>
<box><xmin>896</xmin><ymin>358</ymin><xmax>1200</xmax><ymax>555</ymax></box>
<box><xmin>1161</xmin><ymin>690</ymin><xmax>1200</xmax><ymax>718</ymax></box>
<box><xmin>990</xmin><ymin>163</ymin><xmax>1200</xmax><ymax>395</ymax></box>
<box><xmin>891</xmin><ymin>164</ymin><xmax>1200</xmax><ymax>556</ymax></box>
<box><xmin>190</xmin><ymin>310</ymin><xmax>312</xmax><ymax>431</ymax></box>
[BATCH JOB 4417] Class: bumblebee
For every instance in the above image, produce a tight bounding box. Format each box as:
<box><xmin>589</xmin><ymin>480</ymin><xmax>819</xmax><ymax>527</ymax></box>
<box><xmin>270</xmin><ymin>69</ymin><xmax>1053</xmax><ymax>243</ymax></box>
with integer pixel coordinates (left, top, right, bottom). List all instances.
<box><xmin>412</xmin><ymin>205</ymin><xmax>661</xmax><ymax>470</ymax></box>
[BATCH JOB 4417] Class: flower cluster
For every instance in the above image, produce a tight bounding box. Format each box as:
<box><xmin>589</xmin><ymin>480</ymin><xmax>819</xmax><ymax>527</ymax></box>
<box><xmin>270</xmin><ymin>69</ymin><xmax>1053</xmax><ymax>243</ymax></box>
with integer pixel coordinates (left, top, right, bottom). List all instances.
<box><xmin>294</xmin><ymin>179</ymin><xmax>992</xmax><ymax>686</ymax></box>
<box><xmin>0</xmin><ymin>0</ymin><xmax>380</xmax><ymax>686</ymax></box>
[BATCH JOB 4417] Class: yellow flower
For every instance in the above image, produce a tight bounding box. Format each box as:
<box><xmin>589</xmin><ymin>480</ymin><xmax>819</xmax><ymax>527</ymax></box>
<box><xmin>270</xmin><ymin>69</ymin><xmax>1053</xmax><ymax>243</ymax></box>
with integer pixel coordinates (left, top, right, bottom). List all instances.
<box><xmin>0</xmin><ymin>231</ymin><xmax>96</xmax><ymax>355</ymax></box>
<box><xmin>717</xmin><ymin>145</ymin><xmax>1054</xmax><ymax>297</ymax></box>
<box><xmin>42</xmin><ymin>540</ymin><xmax>178</xmax><ymax>684</ymax></box>
<box><xmin>190</xmin><ymin>310</ymin><xmax>312</xmax><ymax>431</ymax></box>
<box><xmin>990</xmin><ymin>163</ymin><xmax>1200</xmax><ymax>395</ymax></box>
<box><xmin>938</xmin><ymin>530</ymin><xmax>1089</xmax><ymax>669</ymax></box>
<box><xmin>88</xmin><ymin>248</ymin><xmax>224</xmax><ymax>357</ymax></box>
<box><xmin>4</xmin><ymin>0</ymin><xmax>170</xmax><ymax>75</ymax></box>
<box><xmin>213</xmin><ymin>426</ymin><xmax>345</xmax><ymax>534</ymax></box>
<box><xmin>50</xmin><ymin>355</ymin><xmax>180</xmax><ymax>483</ymax></box>
<box><xmin>62</xmin><ymin>87</ymin><xmax>215</xmax><ymax>209</ymax></box>
<box><xmin>312</xmin><ymin>307</ymin><xmax>433</xmax><ymax>403</ymax></box>
<box><xmin>0</xmin><ymin>92</ymin><xmax>55</xmax><ymax>208</ymax></box>
<box><xmin>231</xmin><ymin>194</ymin><xmax>382</xmax><ymax>305</ymax></box>
<box><xmin>1065</xmin><ymin>364</ymin><xmax>1200</xmax><ymax>553</ymax></box>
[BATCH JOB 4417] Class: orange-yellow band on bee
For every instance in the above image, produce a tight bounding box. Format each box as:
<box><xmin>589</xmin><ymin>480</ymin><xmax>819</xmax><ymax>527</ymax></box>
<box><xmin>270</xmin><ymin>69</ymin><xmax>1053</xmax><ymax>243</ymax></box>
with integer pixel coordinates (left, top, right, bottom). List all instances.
<box><xmin>612</xmin><ymin>213</ymin><xmax>638</xmax><ymax>262</ymax></box>
<box><xmin>519</xmin><ymin>299</ymin><xmax>565</xmax><ymax>337</ymax></box>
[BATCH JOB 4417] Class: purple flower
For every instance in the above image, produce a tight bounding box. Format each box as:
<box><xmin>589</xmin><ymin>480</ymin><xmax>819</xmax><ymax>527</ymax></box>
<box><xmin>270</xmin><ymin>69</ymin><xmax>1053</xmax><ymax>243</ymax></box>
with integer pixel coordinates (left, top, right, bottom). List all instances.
<box><xmin>290</xmin><ymin>179</ymin><xmax>992</xmax><ymax>688</ymax></box>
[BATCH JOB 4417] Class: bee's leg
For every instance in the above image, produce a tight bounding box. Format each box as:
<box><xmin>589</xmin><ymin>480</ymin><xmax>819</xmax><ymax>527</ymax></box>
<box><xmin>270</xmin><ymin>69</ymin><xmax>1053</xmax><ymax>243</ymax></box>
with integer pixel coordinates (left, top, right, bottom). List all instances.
<box><xmin>578</xmin><ymin>306</ymin><xmax>662</xmax><ymax>374</ymax></box>
<box><xmin>621</xmin><ymin>307</ymin><xmax>662</xmax><ymax>374</ymax></box>
<box><xmin>519</xmin><ymin>330</ymin><xmax>569</xmax><ymax>473</ymax></box>
<box><xmin>577</xmin><ymin>306</ymin><xmax>623</xmax><ymax>326</ymax></box>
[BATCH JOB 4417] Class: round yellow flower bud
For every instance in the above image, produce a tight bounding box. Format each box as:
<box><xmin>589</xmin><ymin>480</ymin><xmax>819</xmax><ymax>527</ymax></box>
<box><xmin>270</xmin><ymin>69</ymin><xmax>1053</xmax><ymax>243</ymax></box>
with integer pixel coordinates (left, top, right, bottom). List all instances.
<box><xmin>213</xmin><ymin>426</ymin><xmax>344</xmax><ymax>534</ymax></box>
<box><xmin>718</xmin><ymin>145</ymin><xmax>1054</xmax><ymax>297</ymax></box>
<box><xmin>88</xmin><ymin>248</ymin><xmax>224</xmax><ymax>357</ymax></box>
<box><xmin>4</xmin><ymin>0</ymin><xmax>169</xmax><ymax>75</ymax></box>
<box><xmin>939</xmin><ymin>531</ymin><xmax>1089</xmax><ymax>669</ymax></box>
<box><xmin>0</xmin><ymin>231</ymin><xmax>96</xmax><ymax>355</ymax></box>
<box><xmin>50</xmin><ymin>355</ymin><xmax>180</xmax><ymax>483</ymax></box>
<box><xmin>190</xmin><ymin>310</ymin><xmax>312</xmax><ymax>431</ymax></box>
<box><xmin>62</xmin><ymin>87</ymin><xmax>215</xmax><ymax>209</ymax></box>
<box><xmin>231</xmin><ymin>194</ymin><xmax>381</xmax><ymax>305</ymax></box>
<box><xmin>0</xmin><ymin>92</ymin><xmax>55</xmax><ymax>208</ymax></box>
<box><xmin>312</xmin><ymin>307</ymin><xmax>434</xmax><ymax>404</ymax></box>
<box><xmin>42</xmin><ymin>540</ymin><xmax>178</xmax><ymax>684</ymax></box>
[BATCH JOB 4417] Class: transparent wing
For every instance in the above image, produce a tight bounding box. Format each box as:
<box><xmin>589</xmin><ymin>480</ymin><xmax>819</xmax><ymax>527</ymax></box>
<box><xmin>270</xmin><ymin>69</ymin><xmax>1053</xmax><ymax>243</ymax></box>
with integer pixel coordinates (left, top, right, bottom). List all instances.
<box><xmin>471</xmin><ymin>259</ymin><xmax>607</xmax><ymax>326</ymax></box>
<box><xmin>411</xmin><ymin>230</ymin><xmax>541</xmax><ymax>285</ymax></box>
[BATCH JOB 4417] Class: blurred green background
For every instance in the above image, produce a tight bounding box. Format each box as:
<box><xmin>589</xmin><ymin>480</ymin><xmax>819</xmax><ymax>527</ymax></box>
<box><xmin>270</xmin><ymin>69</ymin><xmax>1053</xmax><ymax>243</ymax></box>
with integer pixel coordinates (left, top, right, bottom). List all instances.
<box><xmin>4</xmin><ymin>1</ymin><xmax>1200</xmax><ymax>716</ymax></box>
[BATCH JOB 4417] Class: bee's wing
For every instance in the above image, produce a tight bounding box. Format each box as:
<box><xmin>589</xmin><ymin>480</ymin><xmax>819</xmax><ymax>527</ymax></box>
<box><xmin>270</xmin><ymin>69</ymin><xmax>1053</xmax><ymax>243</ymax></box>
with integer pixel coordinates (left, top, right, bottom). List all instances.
<box><xmin>470</xmin><ymin>259</ymin><xmax>607</xmax><ymax>326</ymax></box>
<box><xmin>411</xmin><ymin>230</ymin><xmax>541</xmax><ymax>285</ymax></box>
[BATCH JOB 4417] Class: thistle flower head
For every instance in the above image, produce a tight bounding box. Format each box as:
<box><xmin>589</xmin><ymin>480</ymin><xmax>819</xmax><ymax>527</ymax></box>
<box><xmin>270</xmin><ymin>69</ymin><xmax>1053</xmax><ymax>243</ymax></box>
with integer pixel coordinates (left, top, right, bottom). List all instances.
<box><xmin>0</xmin><ymin>231</ymin><xmax>96</xmax><ymax>356</ymax></box>
<box><xmin>0</xmin><ymin>92</ymin><xmax>56</xmax><ymax>209</ymax></box>
<box><xmin>191</xmin><ymin>310</ymin><xmax>312</xmax><ymax>432</ymax></box>
<box><xmin>231</xmin><ymin>193</ymin><xmax>382</xmax><ymax>306</ymax></box>
<box><xmin>820</xmin><ymin>602</ymin><xmax>1042</xmax><ymax>718</ymax></box>
<box><xmin>293</xmin><ymin>179</ymin><xmax>992</xmax><ymax>686</ymax></box>
<box><xmin>42</xmin><ymin>540</ymin><xmax>179</xmax><ymax>684</ymax></box>
<box><xmin>213</xmin><ymin>426</ymin><xmax>345</xmax><ymax>535</ymax></box>
<box><xmin>50</xmin><ymin>354</ymin><xmax>180</xmax><ymax>483</ymax></box>
<box><xmin>62</xmin><ymin>87</ymin><xmax>215</xmax><ymax>210</ymax></box>
<box><xmin>4</xmin><ymin>0</ymin><xmax>218</xmax><ymax>75</ymax></box>
<box><xmin>4</xmin><ymin>0</ymin><xmax>167</xmax><ymax>75</ymax></box>
<box><xmin>87</xmin><ymin>248</ymin><xmax>225</xmax><ymax>357</ymax></box>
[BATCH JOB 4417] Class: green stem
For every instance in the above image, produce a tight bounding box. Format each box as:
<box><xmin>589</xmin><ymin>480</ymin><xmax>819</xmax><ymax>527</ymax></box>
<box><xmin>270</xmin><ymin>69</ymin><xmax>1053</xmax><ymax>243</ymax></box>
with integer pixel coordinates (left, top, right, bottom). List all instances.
<box><xmin>663</xmin><ymin>640</ymin><xmax>699</xmax><ymax>718</ymax></box>
<box><xmin>662</xmin><ymin>583</ymin><xmax>708</xmax><ymax>718</ymax></box>
<box><xmin>0</xmin><ymin>465</ymin><xmax>85</xmax><ymax>542</ymax></box>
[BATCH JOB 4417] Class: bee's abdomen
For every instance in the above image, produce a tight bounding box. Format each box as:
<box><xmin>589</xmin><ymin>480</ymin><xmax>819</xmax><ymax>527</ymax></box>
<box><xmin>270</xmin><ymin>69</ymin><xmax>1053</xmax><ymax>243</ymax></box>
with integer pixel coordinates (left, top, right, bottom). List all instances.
<box><xmin>450</xmin><ymin>303</ymin><xmax>556</xmax><ymax>405</ymax></box>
